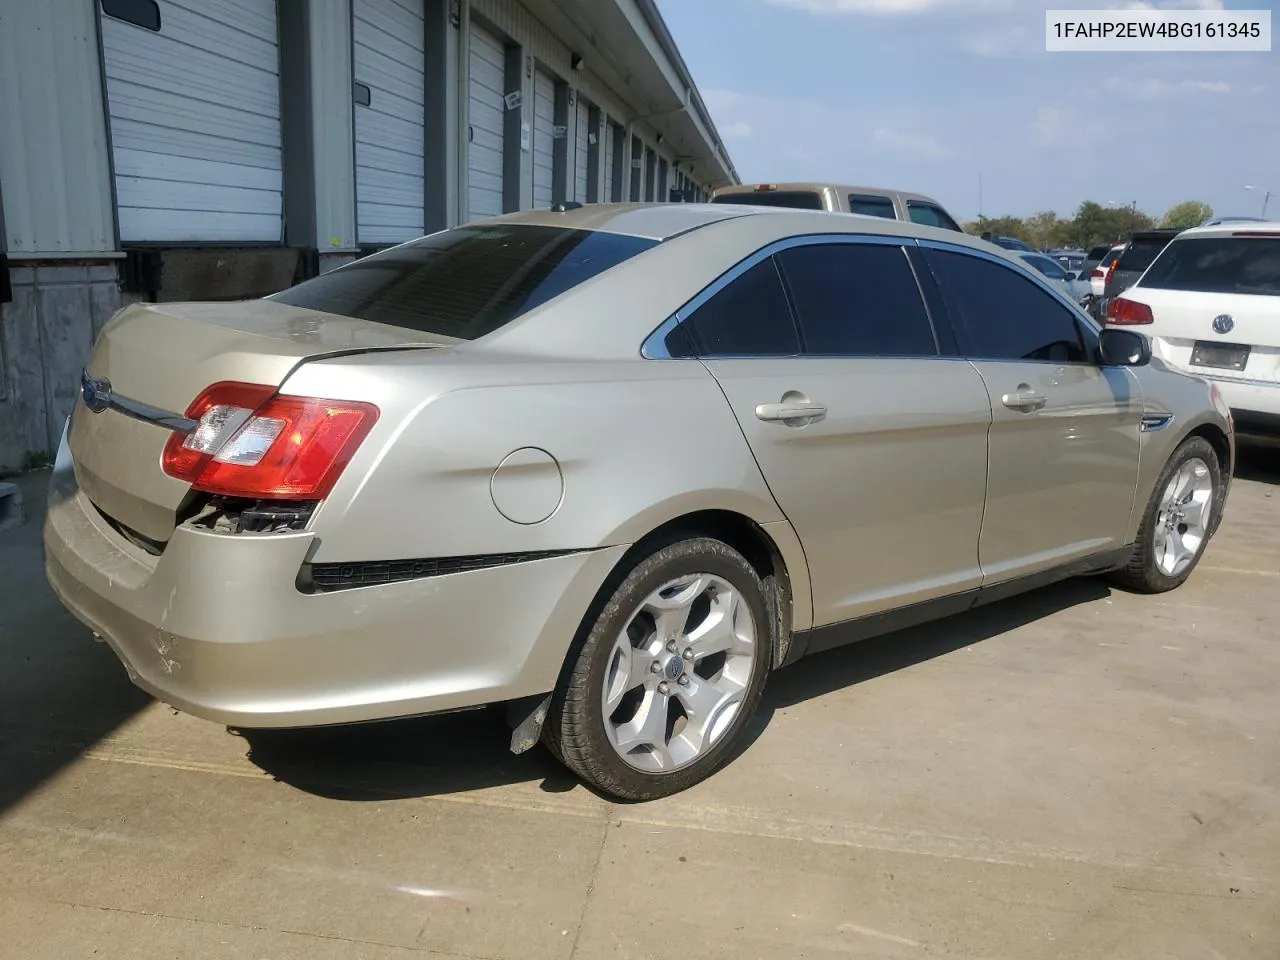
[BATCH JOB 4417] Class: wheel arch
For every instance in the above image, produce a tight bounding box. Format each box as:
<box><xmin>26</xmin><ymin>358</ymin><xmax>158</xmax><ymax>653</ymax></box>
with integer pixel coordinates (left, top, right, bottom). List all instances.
<box><xmin>1183</xmin><ymin>421</ymin><xmax>1233</xmax><ymax>536</ymax></box>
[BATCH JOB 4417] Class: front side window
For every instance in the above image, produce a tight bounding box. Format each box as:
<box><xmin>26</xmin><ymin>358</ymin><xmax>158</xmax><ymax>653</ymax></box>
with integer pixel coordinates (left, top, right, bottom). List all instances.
<box><xmin>847</xmin><ymin>195</ymin><xmax>897</xmax><ymax>220</ymax></box>
<box><xmin>924</xmin><ymin>249</ymin><xmax>1090</xmax><ymax>364</ymax></box>
<box><xmin>1023</xmin><ymin>254</ymin><xmax>1068</xmax><ymax>281</ymax></box>
<box><xmin>775</xmin><ymin>243</ymin><xmax>937</xmax><ymax>356</ymax></box>
<box><xmin>907</xmin><ymin>201</ymin><xmax>962</xmax><ymax>232</ymax></box>
<box><xmin>675</xmin><ymin>258</ymin><xmax>800</xmax><ymax>357</ymax></box>
<box><xmin>271</xmin><ymin>225</ymin><xmax>656</xmax><ymax>340</ymax></box>
<box><xmin>1139</xmin><ymin>237</ymin><xmax>1280</xmax><ymax>297</ymax></box>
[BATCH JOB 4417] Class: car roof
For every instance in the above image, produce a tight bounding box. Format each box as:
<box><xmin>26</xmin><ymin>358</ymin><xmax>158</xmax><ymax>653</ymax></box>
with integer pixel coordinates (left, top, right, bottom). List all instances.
<box><xmin>1165</xmin><ymin>221</ymin><xmax>1280</xmax><ymax>240</ymax></box>
<box><xmin>713</xmin><ymin>182</ymin><xmax>945</xmax><ymax>205</ymax></box>
<box><xmin>472</xmin><ymin>201</ymin><xmax>1001</xmax><ymax>251</ymax></box>
<box><xmin>1128</xmin><ymin>228</ymin><xmax>1183</xmax><ymax>240</ymax></box>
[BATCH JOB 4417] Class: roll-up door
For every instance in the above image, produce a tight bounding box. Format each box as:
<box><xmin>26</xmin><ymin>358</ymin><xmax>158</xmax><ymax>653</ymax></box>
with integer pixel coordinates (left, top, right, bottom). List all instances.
<box><xmin>532</xmin><ymin>69</ymin><xmax>555</xmax><ymax>209</ymax></box>
<box><xmin>353</xmin><ymin>0</ymin><xmax>425</xmax><ymax>244</ymax></box>
<box><xmin>603</xmin><ymin>120</ymin><xmax>616</xmax><ymax>202</ymax></box>
<box><xmin>657</xmin><ymin>158</ymin><xmax>669</xmax><ymax>202</ymax></box>
<box><xmin>573</xmin><ymin>95</ymin><xmax>590</xmax><ymax>202</ymax></box>
<box><xmin>467</xmin><ymin>23</ymin><xmax>505</xmax><ymax>220</ymax></box>
<box><xmin>100</xmin><ymin>0</ymin><xmax>282</xmax><ymax>242</ymax></box>
<box><xmin>643</xmin><ymin>147</ymin><xmax>656</xmax><ymax>202</ymax></box>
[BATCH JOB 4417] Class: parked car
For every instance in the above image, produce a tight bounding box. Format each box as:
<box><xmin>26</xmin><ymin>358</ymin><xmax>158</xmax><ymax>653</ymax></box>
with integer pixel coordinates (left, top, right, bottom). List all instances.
<box><xmin>45</xmin><ymin>204</ymin><xmax>1234</xmax><ymax>801</ymax></box>
<box><xmin>710</xmin><ymin>182</ymin><xmax>964</xmax><ymax>232</ymax></box>
<box><xmin>1099</xmin><ymin>229</ymin><xmax>1183</xmax><ymax>313</ymax></box>
<box><xmin>980</xmin><ymin>233</ymin><xmax>1037</xmax><ymax>253</ymax></box>
<box><xmin>1018</xmin><ymin>251</ymin><xmax>1091</xmax><ymax>303</ymax></box>
<box><xmin>1106</xmin><ymin>221</ymin><xmax>1280</xmax><ymax>434</ymax></box>
<box><xmin>1089</xmin><ymin>243</ymin><xmax>1127</xmax><ymax>299</ymax></box>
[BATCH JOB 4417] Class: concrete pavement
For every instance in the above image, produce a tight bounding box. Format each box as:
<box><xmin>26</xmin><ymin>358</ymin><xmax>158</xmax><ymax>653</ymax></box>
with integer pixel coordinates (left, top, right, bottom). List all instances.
<box><xmin>2</xmin><ymin>444</ymin><xmax>1277</xmax><ymax>959</ymax></box>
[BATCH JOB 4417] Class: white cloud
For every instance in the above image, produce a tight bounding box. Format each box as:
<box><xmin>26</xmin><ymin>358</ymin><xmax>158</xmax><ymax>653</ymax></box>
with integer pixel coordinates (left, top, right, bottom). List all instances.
<box><xmin>1104</xmin><ymin>76</ymin><xmax>1232</xmax><ymax>99</ymax></box>
<box><xmin>1031</xmin><ymin>106</ymin><xmax>1104</xmax><ymax>148</ymax></box>
<box><xmin>721</xmin><ymin>121</ymin><xmax>754</xmax><ymax>138</ymax></box>
<box><xmin>873</xmin><ymin>127</ymin><xmax>953</xmax><ymax>159</ymax></box>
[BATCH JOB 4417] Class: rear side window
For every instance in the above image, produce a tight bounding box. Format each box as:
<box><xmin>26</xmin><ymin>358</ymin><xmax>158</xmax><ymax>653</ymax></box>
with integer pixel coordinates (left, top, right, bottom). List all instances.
<box><xmin>270</xmin><ymin>225</ymin><xmax>656</xmax><ymax>340</ymax></box>
<box><xmin>1023</xmin><ymin>255</ymin><xmax>1067</xmax><ymax>280</ymax></box>
<box><xmin>924</xmin><ymin>249</ymin><xmax>1089</xmax><ymax>364</ymax></box>
<box><xmin>1139</xmin><ymin>237</ymin><xmax>1280</xmax><ymax>296</ymax></box>
<box><xmin>847</xmin><ymin>195</ymin><xmax>897</xmax><ymax>219</ymax></box>
<box><xmin>1116</xmin><ymin>236</ymin><xmax>1174</xmax><ymax>273</ymax></box>
<box><xmin>907</xmin><ymin>201</ymin><xmax>961</xmax><ymax>232</ymax></box>
<box><xmin>775</xmin><ymin>244</ymin><xmax>936</xmax><ymax>356</ymax></box>
<box><xmin>710</xmin><ymin>191</ymin><xmax>825</xmax><ymax>210</ymax></box>
<box><xmin>1087</xmin><ymin>245</ymin><xmax>1111</xmax><ymax>261</ymax></box>
<box><xmin>676</xmin><ymin>258</ymin><xmax>800</xmax><ymax>357</ymax></box>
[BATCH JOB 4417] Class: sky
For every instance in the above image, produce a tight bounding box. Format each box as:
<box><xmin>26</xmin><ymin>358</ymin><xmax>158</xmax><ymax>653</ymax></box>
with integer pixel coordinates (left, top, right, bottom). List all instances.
<box><xmin>656</xmin><ymin>0</ymin><xmax>1280</xmax><ymax>222</ymax></box>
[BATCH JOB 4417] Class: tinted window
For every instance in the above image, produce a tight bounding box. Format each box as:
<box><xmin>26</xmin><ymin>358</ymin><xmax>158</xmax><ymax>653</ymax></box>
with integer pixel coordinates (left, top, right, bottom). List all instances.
<box><xmin>1023</xmin><ymin>254</ymin><xmax>1068</xmax><ymax>280</ymax></box>
<box><xmin>925</xmin><ymin>249</ymin><xmax>1089</xmax><ymax>363</ymax></box>
<box><xmin>907</xmin><ymin>201</ymin><xmax>961</xmax><ymax>232</ymax></box>
<box><xmin>711</xmin><ymin>191</ymin><xmax>825</xmax><ymax>210</ymax></box>
<box><xmin>677</xmin><ymin>258</ymin><xmax>800</xmax><ymax>357</ymax></box>
<box><xmin>1139</xmin><ymin>237</ymin><xmax>1280</xmax><ymax>297</ymax></box>
<box><xmin>848</xmin><ymin>195</ymin><xmax>897</xmax><ymax>219</ymax></box>
<box><xmin>1116</xmin><ymin>235</ymin><xmax>1174</xmax><ymax>272</ymax></box>
<box><xmin>1087</xmin><ymin>245</ymin><xmax>1112</xmax><ymax>261</ymax></box>
<box><xmin>271</xmin><ymin>225</ymin><xmax>655</xmax><ymax>340</ymax></box>
<box><xmin>776</xmin><ymin>244</ymin><xmax>936</xmax><ymax>356</ymax></box>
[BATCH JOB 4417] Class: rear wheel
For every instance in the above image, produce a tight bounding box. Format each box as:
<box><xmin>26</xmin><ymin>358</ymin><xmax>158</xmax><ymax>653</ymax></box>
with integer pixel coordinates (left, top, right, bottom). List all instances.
<box><xmin>546</xmin><ymin>537</ymin><xmax>773</xmax><ymax>801</ymax></box>
<box><xmin>1112</xmin><ymin>436</ymin><xmax>1221</xmax><ymax>593</ymax></box>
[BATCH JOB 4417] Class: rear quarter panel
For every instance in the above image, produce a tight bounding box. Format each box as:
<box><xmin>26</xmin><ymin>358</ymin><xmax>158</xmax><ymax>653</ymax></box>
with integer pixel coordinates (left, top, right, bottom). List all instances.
<box><xmin>281</xmin><ymin>353</ymin><xmax>814</xmax><ymax>629</ymax></box>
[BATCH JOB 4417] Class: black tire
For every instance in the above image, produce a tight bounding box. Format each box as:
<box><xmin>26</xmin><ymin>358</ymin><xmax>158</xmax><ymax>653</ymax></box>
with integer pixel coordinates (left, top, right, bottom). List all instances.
<box><xmin>544</xmin><ymin>537</ymin><xmax>775</xmax><ymax>801</ymax></box>
<box><xmin>1111</xmin><ymin>436</ymin><xmax>1221</xmax><ymax>594</ymax></box>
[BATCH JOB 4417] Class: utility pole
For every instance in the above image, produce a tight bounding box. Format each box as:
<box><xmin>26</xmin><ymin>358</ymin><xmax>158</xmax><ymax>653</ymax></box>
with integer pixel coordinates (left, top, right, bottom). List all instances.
<box><xmin>978</xmin><ymin>171</ymin><xmax>983</xmax><ymax>220</ymax></box>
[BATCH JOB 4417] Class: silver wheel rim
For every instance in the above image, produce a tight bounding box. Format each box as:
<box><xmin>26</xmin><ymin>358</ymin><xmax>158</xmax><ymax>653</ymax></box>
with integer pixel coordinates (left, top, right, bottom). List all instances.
<box><xmin>602</xmin><ymin>573</ymin><xmax>757</xmax><ymax>774</ymax></box>
<box><xmin>1153</xmin><ymin>456</ymin><xmax>1214</xmax><ymax>577</ymax></box>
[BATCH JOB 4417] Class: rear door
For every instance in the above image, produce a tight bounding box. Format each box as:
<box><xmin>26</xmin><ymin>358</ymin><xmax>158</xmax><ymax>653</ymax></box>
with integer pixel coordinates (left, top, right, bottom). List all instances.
<box><xmin>1105</xmin><ymin>234</ymin><xmax>1174</xmax><ymax>299</ymax></box>
<box><xmin>920</xmin><ymin>245</ymin><xmax>1142</xmax><ymax>583</ymax></box>
<box><xmin>681</xmin><ymin>238</ymin><xmax>992</xmax><ymax>631</ymax></box>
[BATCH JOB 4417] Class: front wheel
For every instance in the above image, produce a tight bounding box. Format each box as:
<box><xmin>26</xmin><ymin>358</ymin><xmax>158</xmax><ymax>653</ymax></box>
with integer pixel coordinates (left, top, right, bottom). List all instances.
<box><xmin>545</xmin><ymin>537</ymin><xmax>774</xmax><ymax>801</ymax></box>
<box><xmin>1111</xmin><ymin>436</ymin><xmax>1221</xmax><ymax>594</ymax></box>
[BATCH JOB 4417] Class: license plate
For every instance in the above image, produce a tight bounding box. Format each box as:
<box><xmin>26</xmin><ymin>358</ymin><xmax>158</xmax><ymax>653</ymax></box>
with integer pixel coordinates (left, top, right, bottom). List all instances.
<box><xmin>1190</xmin><ymin>341</ymin><xmax>1250</xmax><ymax>371</ymax></box>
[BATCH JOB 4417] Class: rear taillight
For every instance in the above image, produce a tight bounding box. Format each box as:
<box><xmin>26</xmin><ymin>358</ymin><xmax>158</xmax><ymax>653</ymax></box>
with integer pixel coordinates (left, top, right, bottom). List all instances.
<box><xmin>161</xmin><ymin>381</ymin><xmax>379</xmax><ymax>499</ymax></box>
<box><xmin>1106</xmin><ymin>297</ymin><xmax>1154</xmax><ymax>325</ymax></box>
<box><xmin>1090</xmin><ymin>267</ymin><xmax>1105</xmax><ymax>279</ymax></box>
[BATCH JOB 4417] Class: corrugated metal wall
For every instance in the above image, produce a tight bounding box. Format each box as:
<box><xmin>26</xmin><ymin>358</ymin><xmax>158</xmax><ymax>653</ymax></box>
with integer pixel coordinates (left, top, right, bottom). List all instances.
<box><xmin>0</xmin><ymin>0</ymin><xmax>115</xmax><ymax>255</ymax></box>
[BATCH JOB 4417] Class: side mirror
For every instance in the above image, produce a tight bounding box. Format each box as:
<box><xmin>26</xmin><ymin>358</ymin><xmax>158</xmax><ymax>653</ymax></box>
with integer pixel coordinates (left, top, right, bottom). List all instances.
<box><xmin>1099</xmin><ymin>327</ymin><xmax>1151</xmax><ymax>367</ymax></box>
<box><xmin>1066</xmin><ymin>271</ymin><xmax>1079</xmax><ymax>281</ymax></box>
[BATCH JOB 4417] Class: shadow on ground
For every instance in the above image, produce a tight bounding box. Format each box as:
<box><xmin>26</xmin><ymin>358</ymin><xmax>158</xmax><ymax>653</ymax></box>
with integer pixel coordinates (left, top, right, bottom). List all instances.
<box><xmin>242</xmin><ymin>576</ymin><xmax>1111</xmax><ymax>802</ymax></box>
<box><xmin>1234</xmin><ymin>436</ymin><xmax>1279</xmax><ymax>485</ymax></box>
<box><xmin>0</xmin><ymin>471</ymin><xmax>151</xmax><ymax>815</ymax></box>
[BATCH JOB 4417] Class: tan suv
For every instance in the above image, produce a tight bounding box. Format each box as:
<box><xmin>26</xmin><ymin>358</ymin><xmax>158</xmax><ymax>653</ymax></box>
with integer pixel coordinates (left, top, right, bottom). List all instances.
<box><xmin>710</xmin><ymin>181</ymin><xmax>964</xmax><ymax>232</ymax></box>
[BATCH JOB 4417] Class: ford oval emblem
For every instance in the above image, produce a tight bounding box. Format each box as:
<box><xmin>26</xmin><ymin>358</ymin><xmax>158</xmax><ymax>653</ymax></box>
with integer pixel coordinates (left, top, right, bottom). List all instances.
<box><xmin>81</xmin><ymin>374</ymin><xmax>113</xmax><ymax>413</ymax></box>
<box><xmin>1212</xmin><ymin>314</ymin><xmax>1234</xmax><ymax>335</ymax></box>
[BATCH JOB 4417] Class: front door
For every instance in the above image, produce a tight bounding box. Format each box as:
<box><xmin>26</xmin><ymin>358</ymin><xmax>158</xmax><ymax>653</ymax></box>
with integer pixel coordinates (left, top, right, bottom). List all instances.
<box><xmin>921</xmin><ymin>246</ymin><xmax>1143</xmax><ymax>583</ymax></box>
<box><xmin>678</xmin><ymin>240</ymin><xmax>993</xmax><ymax>628</ymax></box>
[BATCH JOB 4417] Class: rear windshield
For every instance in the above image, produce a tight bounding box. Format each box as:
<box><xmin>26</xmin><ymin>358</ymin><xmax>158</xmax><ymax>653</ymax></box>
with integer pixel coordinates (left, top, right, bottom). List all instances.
<box><xmin>1087</xmin><ymin>245</ymin><xmax>1111</xmax><ymax>260</ymax></box>
<box><xmin>270</xmin><ymin>225</ymin><xmax>657</xmax><ymax>339</ymax></box>
<box><xmin>1024</xmin><ymin>255</ymin><xmax>1067</xmax><ymax>280</ymax></box>
<box><xmin>711</xmin><ymin>190</ymin><xmax>825</xmax><ymax>210</ymax></box>
<box><xmin>1116</xmin><ymin>236</ymin><xmax>1174</xmax><ymax>272</ymax></box>
<box><xmin>848</xmin><ymin>195</ymin><xmax>897</xmax><ymax>219</ymax></box>
<box><xmin>1139</xmin><ymin>237</ymin><xmax>1280</xmax><ymax>297</ymax></box>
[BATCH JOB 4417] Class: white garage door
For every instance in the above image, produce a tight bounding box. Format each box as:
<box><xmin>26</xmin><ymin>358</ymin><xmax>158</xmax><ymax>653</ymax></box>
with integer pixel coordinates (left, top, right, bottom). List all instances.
<box><xmin>100</xmin><ymin>0</ymin><xmax>282</xmax><ymax>243</ymax></box>
<box><xmin>353</xmin><ymin>0</ymin><xmax>425</xmax><ymax>245</ymax></box>
<box><xmin>467</xmin><ymin>23</ymin><xmax>505</xmax><ymax>221</ymax></box>
<box><xmin>531</xmin><ymin>69</ymin><xmax>555</xmax><ymax>209</ymax></box>
<box><xmin>603</xmin><ymin>120</ymin><xmax>616</xmax><ymax>203</ymax></box>
<box><xmin>573</xmin><ymin>95</ymin><xmax>590</xmax><ymax>202</ymax></box>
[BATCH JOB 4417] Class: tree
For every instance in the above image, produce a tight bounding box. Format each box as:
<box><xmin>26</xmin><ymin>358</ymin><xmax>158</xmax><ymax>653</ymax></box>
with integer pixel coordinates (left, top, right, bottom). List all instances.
<box><xmin>1024</xmin><ymin>210</ymin><xmax>1068</xmax><ymax>250</ymax></box>
<box><xmin>1162</xmin><ymin>201</ymin><xmax>1213</xmax><ymax>230</ymax></box>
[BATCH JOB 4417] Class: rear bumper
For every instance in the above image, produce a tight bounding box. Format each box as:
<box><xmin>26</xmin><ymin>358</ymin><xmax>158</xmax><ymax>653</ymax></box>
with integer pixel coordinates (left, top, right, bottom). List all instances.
<box><xmin>43</xmin><ymin>462</ymin><xmax>625</xmax><ymax>729</ymax></box>
<box><xmin>1198</xmin><ymin>375</ymin><xmax>1280</xmax><ymax>422</ymax></box>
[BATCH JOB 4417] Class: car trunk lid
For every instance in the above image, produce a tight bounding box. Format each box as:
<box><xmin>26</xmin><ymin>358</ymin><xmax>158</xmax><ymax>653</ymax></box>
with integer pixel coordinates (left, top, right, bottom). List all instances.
<box><xmin>1124</xmin><ymin>287</ymin><xmax>1280</xmax><ymax>381</ymax></box>
<box><xmin>70</xmin><ymin>299</ymin><xmax>450</xmax><ymax>544</ymax></box>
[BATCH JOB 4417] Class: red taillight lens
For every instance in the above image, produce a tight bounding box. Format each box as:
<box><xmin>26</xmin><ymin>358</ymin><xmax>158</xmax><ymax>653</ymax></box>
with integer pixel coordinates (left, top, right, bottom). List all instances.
<box><xmin>1106</xmin><ymin>296</ymin><xmax>1154</xmax><ymax>325</ymax></box>
<box><xmin>1090</xmin><ymin>267</ymin><xmax>1105</xmax><ymax>279</ymax></box>
<box><xmin>162</xmin><ymin>382</ymin><xmax>379</xmax><ymax>499</ymax></box>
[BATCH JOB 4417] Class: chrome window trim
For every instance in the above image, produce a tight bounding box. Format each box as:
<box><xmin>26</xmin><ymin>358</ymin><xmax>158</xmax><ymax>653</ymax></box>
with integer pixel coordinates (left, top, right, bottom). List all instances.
<box><xmin>640</xmin><ymin>232</ymin><xmax>928</xmax><ymax>361</ymax></box>
<box><xmin>914</xmin><ymin>237</ymin><xmax>1108</xmax><ymax>366</ymax></box>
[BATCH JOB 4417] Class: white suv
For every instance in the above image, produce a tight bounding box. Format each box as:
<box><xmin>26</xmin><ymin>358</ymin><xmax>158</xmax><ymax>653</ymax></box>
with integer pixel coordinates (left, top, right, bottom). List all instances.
<box><xmin>1106</xmin><ymin>223</ymin><xmax>1280</xmax><ymax>432</ymax></box>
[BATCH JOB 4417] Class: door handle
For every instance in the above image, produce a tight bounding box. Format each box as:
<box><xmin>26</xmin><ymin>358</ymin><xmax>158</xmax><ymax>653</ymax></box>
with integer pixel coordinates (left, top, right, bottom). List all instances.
<box><xmin>1001</xmin><ymin>386</ymin><xmax>1048</xmax><ymax>412</ymax></box>
<box><xmin>755</xmin><ymin>400</ymin><xmax>827</xmax><ymax>424</ymax></box>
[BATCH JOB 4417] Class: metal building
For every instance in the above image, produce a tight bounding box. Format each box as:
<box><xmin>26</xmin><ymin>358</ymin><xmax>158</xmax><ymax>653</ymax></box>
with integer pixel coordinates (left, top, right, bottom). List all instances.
<box><xmin>0</xmin><ymin>0</ymin><xmax>738</xmax><ymax>469</ymax></box>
